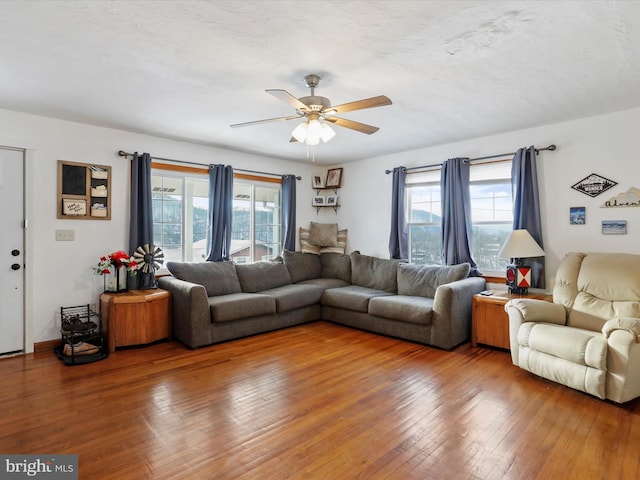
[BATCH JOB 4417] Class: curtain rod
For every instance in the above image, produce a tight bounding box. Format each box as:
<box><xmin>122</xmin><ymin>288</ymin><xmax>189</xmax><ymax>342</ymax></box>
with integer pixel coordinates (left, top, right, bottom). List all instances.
<box><xmin>117</xmin><ymin>150</ymin><xmax>301</xmax><ymax>180</ymax></box>
<box><xmin>384</xmin><ymin>144</ymin><xmax>557</xmax><ymax>174</ymax></box>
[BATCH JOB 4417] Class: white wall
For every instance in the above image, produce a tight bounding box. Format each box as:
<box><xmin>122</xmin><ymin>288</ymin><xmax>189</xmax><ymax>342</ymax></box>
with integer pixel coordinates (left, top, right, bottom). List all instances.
<box><xmin>337</xmin><ymin>107</ymin><xmax>640</xmax><ymax>291</ymax></box>
<box><xmin>3</xmin><ymin>105</ymin><xmax>640</xmax><ymax>348</ymax></box>
<box><xmin>0</xmin><ymin>108</ymin><xmax>317</xmax><ymax>349</ymax></box>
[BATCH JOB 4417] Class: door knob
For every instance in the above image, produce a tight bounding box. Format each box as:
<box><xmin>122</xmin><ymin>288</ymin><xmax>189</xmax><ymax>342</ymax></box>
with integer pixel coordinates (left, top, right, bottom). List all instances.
<box><xmin>11</xmin><ymin>249</ymin><xmax>20</xmax><ymax>256</ymax></box>
<box><xmin>11</xmin><ymin>263</ymin><xmax>21</xmax><ymax>270</ymax></box>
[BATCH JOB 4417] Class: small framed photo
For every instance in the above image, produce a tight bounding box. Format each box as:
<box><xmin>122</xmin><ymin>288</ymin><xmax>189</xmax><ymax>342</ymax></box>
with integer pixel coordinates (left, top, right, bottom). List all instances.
<box><xmin>326</xmin><ymin>195</ymin><xmax>338</xmax><ymax>206</ymax></box>
<box><xmin>312</xmin><ymin>174</ymin><xmax>325</xmax><ymax>189</ymax></box>
<box><xmin>312</xmin><ymin>196</ymin><xmax>325</xmax><ymax>206</ymax></box>
<box><xmin>569</xmin><ymin>207</ymin><xmax>585</xmax><ymax>225</ymax></box>
<box><xmin>602</xmin><ymin>220</ymin><xmax>627</xmax><ymax>235</ymax></box>
<box><xmin>326</xmin><ymin>168</ymin><xmax>343</xmax><ymax>188</ymax></box>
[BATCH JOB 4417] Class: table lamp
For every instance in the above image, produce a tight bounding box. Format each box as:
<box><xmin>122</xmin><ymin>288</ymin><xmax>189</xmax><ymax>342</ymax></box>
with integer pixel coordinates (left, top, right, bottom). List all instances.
<box><xmin>498</xmin><ymin>229</ymin><xmax>545</xmax><ymax>295</ymax></box>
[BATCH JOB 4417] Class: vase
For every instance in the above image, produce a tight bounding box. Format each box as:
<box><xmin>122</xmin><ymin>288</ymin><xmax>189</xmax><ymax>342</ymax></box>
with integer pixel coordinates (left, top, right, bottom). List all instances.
<box><xmin>104</xmin><ymin>265</ymin><xmax>128</xmax><ymax>293</ymax></box>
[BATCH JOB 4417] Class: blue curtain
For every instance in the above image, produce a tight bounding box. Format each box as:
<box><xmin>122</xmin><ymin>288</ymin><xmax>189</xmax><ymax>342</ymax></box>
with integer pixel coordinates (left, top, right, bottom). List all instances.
<box><xmin>389</xmin><ymin>166</ymin><xmax>408</xmax><ymax>259</ymax></box>
<box><xmin>206</xmin><ymin>164</ymin><xmax>234</xmax><ymax>262</ymax></box>
<box><xmin>512</xmin><ymin>146</ymin><xmax>545</xmax><ymax>288</ymax></box>
<box><xmin>129</xmin><ymin>152</ymin><xmax>156</xmax><ymax>288</ymax></box>
<box><xmin>281</xmin><ymin>175</ymin><xmax>297</xmax><ymax>252</ymax></box>
<box><xmin>440</xmin><ymin>158</ymin><xmax>479</xmax><ymax>274</ymax></box>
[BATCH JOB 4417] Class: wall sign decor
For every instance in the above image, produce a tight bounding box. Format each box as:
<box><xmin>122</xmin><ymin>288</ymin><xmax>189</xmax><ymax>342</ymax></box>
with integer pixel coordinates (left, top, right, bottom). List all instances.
<box><xmin>569</xmin><ymin>207</ymin><xmax>585</xmax><ymax>225</ymax></box>
<box><xmin>602</xmin><ymin>220</ymin><xmax>627</xmax><ymax>235</ymax></box>
<box><xmin>600</xmin><ymin>187</ymin><xmax>640</xmax><ymax>208</ymax></box>
<box><xmin>571</xmin><ymin>173</ymin><xmax>617</xmax><ymax>197</ymax></box>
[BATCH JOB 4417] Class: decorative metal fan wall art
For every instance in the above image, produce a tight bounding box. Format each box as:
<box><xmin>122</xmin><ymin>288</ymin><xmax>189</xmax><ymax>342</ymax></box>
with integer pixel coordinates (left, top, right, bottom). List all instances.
<box><xmin>230</xmin><ymin>74</ymin><xmax>392</xmax><ymax>144</ymax></box>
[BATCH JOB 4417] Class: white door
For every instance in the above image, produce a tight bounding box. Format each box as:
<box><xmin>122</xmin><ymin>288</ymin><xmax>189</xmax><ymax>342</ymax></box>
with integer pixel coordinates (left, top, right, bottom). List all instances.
<box><xmin>0</xmin><ymin>147</ymin><xmax>24</xmax><ymax>355</ymax></box>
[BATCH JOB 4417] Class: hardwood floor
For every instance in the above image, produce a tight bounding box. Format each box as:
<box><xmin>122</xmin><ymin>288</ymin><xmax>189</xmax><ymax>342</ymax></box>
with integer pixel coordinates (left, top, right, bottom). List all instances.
<box><xmin>1</xmin><ymin>321</ymin><xmax>639</xmax><ymax>479</ymax></box>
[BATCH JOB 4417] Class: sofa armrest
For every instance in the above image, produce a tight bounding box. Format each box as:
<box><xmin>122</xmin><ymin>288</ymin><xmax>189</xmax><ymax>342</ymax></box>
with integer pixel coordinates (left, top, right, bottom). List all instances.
<box><xmin>505</xmin><ymin>298</ymin><xmax>566</xmax><ymax>364</ymax></box>
<box><xmin>158</xmin><ymin>276</ymin><xmax>211</xmax><ymax>348</ymax></box>
<box><xmin>431</xmin><ymin>277</ymin><xmax>486</xmax><ymax>349</ymax></box>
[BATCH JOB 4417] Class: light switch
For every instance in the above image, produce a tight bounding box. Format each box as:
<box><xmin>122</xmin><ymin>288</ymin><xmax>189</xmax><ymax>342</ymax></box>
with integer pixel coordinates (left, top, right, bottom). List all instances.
<box><xmin>55</xmin><ymin>229</ymin><xmax>75</xmax><ymax>241</ymax></box>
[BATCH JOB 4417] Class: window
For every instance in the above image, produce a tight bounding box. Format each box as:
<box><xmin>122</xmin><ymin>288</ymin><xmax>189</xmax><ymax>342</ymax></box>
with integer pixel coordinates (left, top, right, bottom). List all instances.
<box><xmin>152</xmin><ymin>172</ymin><xmax>209</xmax><ymax>263</ymax></box>
<box><xmin>406</xmin><ymin>169</ymin><xmax>442</xmax><ymax>265</ymax></box>
<box><xmin>231</xmin><ymin>180</ymin><xmax>281</xmax><ymax>263</ymax></box>
<box><xmin>469</xmin><ymin>161</ymin><xmax>513</xmax><ymax>274</ymax></box>
<box><xmin>405</xmin><ymin>160</ymin><xmax>513</xmax><ymax>273</ymax></box>
<box><xmin>151</xmin><ymin>168</ymin><xmax>281</xmax><ymax>264</ymax></box>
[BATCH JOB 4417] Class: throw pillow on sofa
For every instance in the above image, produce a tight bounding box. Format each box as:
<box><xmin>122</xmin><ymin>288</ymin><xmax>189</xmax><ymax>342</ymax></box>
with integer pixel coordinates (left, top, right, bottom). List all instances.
<box><xmin>397</xmin><ymin>262</ymin><xmax>471</xmax><ymax>298</ymax></box>
<box><xmin>282</xmin><ymin>250</ymin><xmax>322</xmax><ymax>283</ymax></box>
<box><xmin>320</xmin><ymin>252</ymin><xmax>352</xmax><ymax>283</ymax></box>
<box><xmin>351</xmin><ymin>252</ymin><xmax>405</xmax><ymax>293</ymax></box>
<box><xmin>166</xmin><ymin>261</ymin><xmax>241</xmax><ymax>297</ymax></box>
<box><xmin>236</xmin><ymin>261</ymin><xmax>292</xmax><ymax>293</ymax></box>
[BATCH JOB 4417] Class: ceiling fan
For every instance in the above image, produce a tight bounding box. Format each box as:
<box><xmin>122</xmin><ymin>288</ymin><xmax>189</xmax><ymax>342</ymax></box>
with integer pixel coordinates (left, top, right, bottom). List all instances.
<box><xmin>230</xmin><ymin>74</ymin><xmax>392</xmax><ymax>145</ymax></box>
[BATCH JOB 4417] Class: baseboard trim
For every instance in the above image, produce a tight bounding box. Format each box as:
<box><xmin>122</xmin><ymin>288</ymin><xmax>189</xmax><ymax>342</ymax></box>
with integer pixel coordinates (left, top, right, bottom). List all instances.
<box><xmin>34</xmin><ymin>339</ymin><xmax>61</xmax><ymax>353</ymax></box>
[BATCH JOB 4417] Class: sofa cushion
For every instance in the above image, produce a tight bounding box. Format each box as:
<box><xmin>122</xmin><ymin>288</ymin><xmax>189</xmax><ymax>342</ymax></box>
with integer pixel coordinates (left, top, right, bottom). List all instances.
<box><xmin>321</xmin><ymin>285</ymin><xmax>393</xmax><ymax>313</ymax></box>
<box><xmin>397</xmin><ymin>263</ymin><xmax>470</xmax><ymax>298</ymax></box>
<box><xmin>320</xmin><ymin>252</ymin><xmax>352</xmax><ymax>283</ymax></box>
<box><xmin>209</xmin><ymin>293</ymin><xmax>276</xmax><ymax>322</ymax></box>
<box><xmin>166</xmin><ymin>261</ymin><xmax>241</xmax><ymax>297</ymax></box>
<box><xmin>282</xmin><ymin>250</ymin><xmax>322</xmax><ymax>283</ymax></box>
<box><xmin>351</xmin><ymin>253</ymin><xmax>404</xmax><ymax>293</ymax></box>
<box><xmin>309</xmin><ymin>222</ymin><xmax>338</xmax><ymax>247</ymax></box>
<box><xmin>368</xmin><ymin>295</ymin><xmax>434</xmax><ymax>325</ymax></box>
<box><xmin>298</xmin><ymin>278</ymin><xmax>351</xmax><ymax>289</ymax></box>
<box><xmin>235</xmin><ymin>261</ymin><xmax>292</xmax><ymax>293</ymax></box>
<box><xmin>261</xmin><ymin>284</ymin><xmax>324</xmax><ymax>312</ymax></box>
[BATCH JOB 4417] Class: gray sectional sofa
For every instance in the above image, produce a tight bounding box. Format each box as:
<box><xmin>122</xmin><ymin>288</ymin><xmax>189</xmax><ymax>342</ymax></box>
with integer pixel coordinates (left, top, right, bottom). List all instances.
<box><xmin>158</xmin><ymin>251</ymin><xmax>486</xmax><ymax>350</ymax></box>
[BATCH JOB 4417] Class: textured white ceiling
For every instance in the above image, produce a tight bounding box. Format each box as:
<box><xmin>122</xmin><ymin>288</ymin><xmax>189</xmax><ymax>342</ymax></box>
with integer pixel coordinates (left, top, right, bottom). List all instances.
<box><xmin>1</xmin><ymin>0</ymin><xmax>640</xmax><ymax>164</ymax></box>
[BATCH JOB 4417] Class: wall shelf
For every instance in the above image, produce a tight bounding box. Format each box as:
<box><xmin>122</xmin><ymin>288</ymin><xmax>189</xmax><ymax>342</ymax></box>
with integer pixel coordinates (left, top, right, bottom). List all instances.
<box><xmin>57</xmin><ymin>160</ymin><xmax>111</xmax><ymax>220</ymax></box>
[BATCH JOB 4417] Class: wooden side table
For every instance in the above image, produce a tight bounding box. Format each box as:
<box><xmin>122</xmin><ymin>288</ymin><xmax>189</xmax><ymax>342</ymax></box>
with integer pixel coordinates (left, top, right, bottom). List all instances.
<box><xmin>100</xmin><ymin>289</ymin><xmax>171</xmax><ymax>353</ymax></box>
<box><xmin>471</xmin><ymin>290</ymin><xmax>551</xmax><ymax>350</ymax></box>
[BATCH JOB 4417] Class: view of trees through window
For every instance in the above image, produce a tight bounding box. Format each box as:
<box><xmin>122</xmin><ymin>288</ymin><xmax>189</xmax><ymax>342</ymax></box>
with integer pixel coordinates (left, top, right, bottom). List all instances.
<box><xmin>406</xmin><ymin>161</ymin><xmax>513</xmax><ymax>274</ymax></box>
<box><xmin>151</xmin><ymin>172</ymin><xmax>281</xmax><ymax>264</ymax></box>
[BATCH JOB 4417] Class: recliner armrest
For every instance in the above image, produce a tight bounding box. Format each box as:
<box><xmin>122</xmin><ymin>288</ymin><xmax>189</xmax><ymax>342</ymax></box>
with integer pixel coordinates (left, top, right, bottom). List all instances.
<box><xmin>602</xmin><ymin>317</ymin><xmax>640</xmax><ymax>343</ymax></box>
<box><xmin>505</xmin><ymin>298</ymin><xmax>567</xmax><ymax>325</ymax></box>
<box><xmin>505</xmin><ymin>298</ymin><xmax>566</xmax><ymax>365</ymax></box>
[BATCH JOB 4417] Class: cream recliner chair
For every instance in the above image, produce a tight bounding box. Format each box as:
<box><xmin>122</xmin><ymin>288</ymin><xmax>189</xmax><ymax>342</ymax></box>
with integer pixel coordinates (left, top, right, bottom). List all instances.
<box><xmin>505</xmin><ymin>252</ymin><xmax>640</xmax><ymax>403</ymax></box>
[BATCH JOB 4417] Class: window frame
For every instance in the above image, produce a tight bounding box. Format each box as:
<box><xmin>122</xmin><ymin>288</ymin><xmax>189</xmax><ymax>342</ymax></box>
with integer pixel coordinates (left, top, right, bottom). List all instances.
<box><xmin>405</xmin><ymin>159</ymin><xmax>513</xmax><ymax>276</ymax></box>
<box><xmin>150</xmin><ymin>162</ymin><xmax>282</xmax><ymax>264</ymax></box>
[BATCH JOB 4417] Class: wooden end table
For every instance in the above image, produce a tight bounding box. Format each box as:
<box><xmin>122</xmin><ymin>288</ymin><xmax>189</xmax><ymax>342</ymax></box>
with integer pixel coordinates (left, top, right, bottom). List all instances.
<box><xmin>100</xmin><ymin>289</ymin><xmax>171</xmax><ymax>352</ymax></box>
<box><xmin>471</xmin><ymin>290</ymin><xmax>552</xmax><ymax>350</ymax></box>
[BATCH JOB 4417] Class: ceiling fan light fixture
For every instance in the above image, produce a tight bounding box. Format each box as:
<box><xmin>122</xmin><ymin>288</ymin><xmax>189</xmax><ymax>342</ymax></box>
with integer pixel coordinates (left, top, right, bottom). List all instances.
<box><xmin>306</xmin><ymin>119</ymin><xmax>323</xmax><ymax>145</ymax></box>
<box><xmin>320</xmin><ymin>122</ymin><xmax>336</xmax><ymax>142</ymax></box>
<box><xmin>291</xmin><ymin>122</ymin><xmax>308</xmax><ymax>143</ymax></box>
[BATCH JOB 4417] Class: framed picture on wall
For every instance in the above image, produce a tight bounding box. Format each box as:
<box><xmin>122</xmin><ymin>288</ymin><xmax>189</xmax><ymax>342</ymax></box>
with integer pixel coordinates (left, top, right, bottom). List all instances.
<box><xmin>602</xmin><ymin>220</ymin><xmax>627</xmax><ymax>235</ymax></box>
<box><xmin>326</xmin><ymin>195</ymin><xmax>338</xmax><ymax>206</ymax></box>
<box><xmin>312</xmin><ymin>196</ymin><xmax>325</xmax><ymax>206</ymax></box>
<box><xmin>569</xmin><ymin>207</ymin><xmax>585</xmax><ymax>225</ymax></box>
<box><xmin>312</xmin><ymin>174</ymin><xmax>325</xmax><ymax>188</ymax></box>
<box><xmin>326</xmin><ymin>168</ymin><xmax>343</xmax><ymax>188</ymax></box>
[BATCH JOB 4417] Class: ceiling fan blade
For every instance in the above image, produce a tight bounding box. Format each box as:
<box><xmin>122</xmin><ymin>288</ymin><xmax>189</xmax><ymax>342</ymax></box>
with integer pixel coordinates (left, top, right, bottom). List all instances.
<box><xmin>230</xmin><ymin>115</ymin><xmax>303</xmax><ymax>128</ymax></box>
<box><xmin>326</xmin><ymin>95</ymin><xmax>392</xmax><ymax>114</ymax></box>
<box><xmin>266</xmin><ymin>89</ymin><xmax>309</xmax><ymax>111</ymax></box>
<box><xmin>325</xmin><ymin>117</ymin><xmax>380</xmax><ymax>135</ymax></box>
